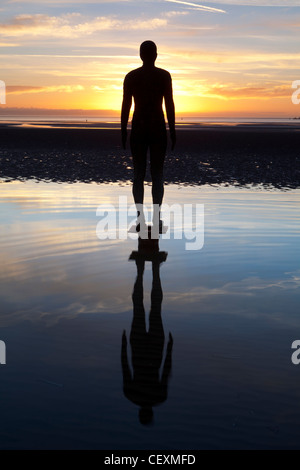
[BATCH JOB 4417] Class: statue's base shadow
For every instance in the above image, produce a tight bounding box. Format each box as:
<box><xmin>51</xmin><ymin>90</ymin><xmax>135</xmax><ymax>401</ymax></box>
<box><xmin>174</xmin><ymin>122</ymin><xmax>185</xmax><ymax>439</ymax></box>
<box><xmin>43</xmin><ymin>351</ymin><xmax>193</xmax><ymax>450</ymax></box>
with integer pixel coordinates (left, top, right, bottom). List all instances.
<box><xmin>129</xmin><ymin>225</ymin><xmax>168</xmax><ymax>263</ymax></box>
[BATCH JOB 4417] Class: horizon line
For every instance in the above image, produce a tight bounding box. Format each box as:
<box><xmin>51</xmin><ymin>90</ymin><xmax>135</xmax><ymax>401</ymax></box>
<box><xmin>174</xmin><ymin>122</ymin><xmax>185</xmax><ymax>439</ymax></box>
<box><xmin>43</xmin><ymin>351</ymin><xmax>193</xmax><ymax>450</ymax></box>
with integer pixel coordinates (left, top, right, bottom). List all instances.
<box><xmin>0</xmin><ymin>107</ymin><xmax>295</xmax><ymax>119</ymax></box>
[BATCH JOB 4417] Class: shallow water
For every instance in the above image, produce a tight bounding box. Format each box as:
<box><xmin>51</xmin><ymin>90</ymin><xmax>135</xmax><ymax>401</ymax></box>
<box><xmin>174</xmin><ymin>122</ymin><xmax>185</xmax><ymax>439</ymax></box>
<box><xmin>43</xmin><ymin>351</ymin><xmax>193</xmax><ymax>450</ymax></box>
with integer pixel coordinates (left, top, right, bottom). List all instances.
<box><xmin>0</xmin><ymin>180</ymin><xmax>299</xmax><ymax>449</ymax></box>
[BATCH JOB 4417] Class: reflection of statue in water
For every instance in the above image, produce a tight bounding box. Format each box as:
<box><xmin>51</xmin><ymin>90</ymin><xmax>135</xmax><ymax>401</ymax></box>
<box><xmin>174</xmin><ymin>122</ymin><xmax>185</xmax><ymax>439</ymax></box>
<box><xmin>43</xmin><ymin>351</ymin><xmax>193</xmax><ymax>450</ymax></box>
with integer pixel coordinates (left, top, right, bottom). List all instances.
<box><xmin>121</xmin><ymin>40</ymin><xmax>176</xmax><ymax>231</ymax></box>
<box><xmin>121</xmin><ymin>247</ymin><xmax>173</xmax><ymax>425</ymax></box>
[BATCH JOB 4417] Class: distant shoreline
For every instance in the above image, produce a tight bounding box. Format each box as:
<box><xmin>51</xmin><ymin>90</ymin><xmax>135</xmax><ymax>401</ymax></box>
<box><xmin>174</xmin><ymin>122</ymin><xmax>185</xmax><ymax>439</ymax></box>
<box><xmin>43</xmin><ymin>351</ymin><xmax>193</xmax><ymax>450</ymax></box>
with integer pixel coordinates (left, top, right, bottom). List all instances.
<box><xmin>0</xmin><ymin>119</ymin><xmax>300</xmax><ymax>131</ymax></box>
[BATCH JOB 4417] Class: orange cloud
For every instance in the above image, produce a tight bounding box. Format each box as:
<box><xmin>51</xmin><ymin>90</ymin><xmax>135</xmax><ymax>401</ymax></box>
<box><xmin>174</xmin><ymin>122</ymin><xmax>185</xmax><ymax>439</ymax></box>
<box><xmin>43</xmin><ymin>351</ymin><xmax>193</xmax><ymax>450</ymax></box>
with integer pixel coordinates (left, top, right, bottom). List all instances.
<box><xmin>0</xmin><ymin>13</ymin><xmax>168</xmax><ymax>38</ymax></box>
<box><xmin>6</xmin><ymin>85</ymin><xmax>85</xmax><ymax>95</ymax></box>
<box><xmin>206</xmin><ymin>84</ymin><xmax>292</xmax><ymax>100</ymax></box>
<box><xmin>0</xmin><ymin>41</ymin><xmax>19</xmax><ymax>46</ymax></box>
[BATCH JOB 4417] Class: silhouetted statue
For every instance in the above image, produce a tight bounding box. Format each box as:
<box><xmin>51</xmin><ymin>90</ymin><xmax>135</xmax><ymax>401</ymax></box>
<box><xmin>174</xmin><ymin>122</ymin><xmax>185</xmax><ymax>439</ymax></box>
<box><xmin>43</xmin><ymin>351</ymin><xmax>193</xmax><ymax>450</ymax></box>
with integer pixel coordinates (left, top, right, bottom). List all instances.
<box><xmin>121</xmin><ymin>40</ymin><xmax>176</xmax><ymax>231</ymax></box>
<box><xmin>121</xmin><ymin>256</ymin><xmax>173</xmax><ymax>425</ymax></box>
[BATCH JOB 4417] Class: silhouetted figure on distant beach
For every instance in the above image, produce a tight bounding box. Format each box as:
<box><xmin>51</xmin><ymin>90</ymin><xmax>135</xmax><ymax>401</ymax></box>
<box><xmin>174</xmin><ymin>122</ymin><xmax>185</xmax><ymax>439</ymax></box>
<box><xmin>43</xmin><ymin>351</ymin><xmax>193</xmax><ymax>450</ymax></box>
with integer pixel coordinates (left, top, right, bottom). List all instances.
<box><xmin>121</xmin><ymin>40</ymin><xmax>176</xmax><ymax>231</ymax></box>
<box><xmin>121</xmin><ymin>257</ymin><xmax>173</xmax><ymax>425</ymax></box>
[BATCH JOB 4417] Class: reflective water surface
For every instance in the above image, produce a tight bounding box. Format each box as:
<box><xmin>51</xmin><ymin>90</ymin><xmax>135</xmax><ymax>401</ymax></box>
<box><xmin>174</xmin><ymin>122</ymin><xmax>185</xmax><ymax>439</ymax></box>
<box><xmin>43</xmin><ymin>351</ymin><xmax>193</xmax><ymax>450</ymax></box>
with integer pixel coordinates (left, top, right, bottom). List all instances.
<box><xmin>0</xmin><ymin>180</ymin><xmax>299</xmax><ymax>449</ymax></box>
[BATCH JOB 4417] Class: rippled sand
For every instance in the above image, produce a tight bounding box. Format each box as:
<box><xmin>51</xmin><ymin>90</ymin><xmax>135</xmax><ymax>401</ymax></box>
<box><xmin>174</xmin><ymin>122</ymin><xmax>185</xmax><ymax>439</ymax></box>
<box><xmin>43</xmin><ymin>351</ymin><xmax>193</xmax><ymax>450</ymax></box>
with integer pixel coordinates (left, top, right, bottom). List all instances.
<box><xmin>0</xmin><ymin>123</ymin><xmax>299</xmax><ymax>189</ymax></box>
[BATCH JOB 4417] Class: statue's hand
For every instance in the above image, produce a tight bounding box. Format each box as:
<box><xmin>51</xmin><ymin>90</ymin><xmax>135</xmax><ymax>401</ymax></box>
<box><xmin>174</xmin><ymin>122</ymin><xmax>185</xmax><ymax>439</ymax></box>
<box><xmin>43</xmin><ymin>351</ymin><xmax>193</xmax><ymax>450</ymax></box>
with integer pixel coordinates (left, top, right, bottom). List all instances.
<box><xmin>122</xmin><ymin>330</ymin><xmax>127</xmax><ymax>346</ymax></box>
<box><xmin>170</xmin><ymin>130</ymin><xmax>176</xmax><ymax>151</ymax></box>
<box><xmin>167</xmin><ymin>333</ymin><xmax>174</xmax><ymax>350</ymax></box>
<box><xmin>122</xmin><ymin>129</ymin><xmax>127</xmax><ymax>150</ymax></box>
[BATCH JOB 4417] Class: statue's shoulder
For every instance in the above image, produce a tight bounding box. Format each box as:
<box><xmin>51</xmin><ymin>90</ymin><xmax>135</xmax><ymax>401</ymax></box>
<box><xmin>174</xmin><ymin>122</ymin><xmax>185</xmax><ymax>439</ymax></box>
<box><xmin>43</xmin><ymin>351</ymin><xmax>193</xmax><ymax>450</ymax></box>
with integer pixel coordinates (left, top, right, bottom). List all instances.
<box><xmin>125</xmin><ymin>67</ymin><xmax>143</xmax><ymax>81</ymax></box>
<box><xmin>155</xmin><ymin>67</ymin><xmax>171</xmax><ymax>80</ymax></box>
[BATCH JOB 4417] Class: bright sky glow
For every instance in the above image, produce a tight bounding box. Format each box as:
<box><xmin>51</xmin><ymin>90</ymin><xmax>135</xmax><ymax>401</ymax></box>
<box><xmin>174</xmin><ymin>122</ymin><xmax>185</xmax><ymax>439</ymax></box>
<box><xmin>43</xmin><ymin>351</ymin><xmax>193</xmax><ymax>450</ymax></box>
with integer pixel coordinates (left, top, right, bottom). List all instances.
<box><xmin>0</xmin><ymin>0</ymin><xmax>299</xmax><ymax>116</ymax></box>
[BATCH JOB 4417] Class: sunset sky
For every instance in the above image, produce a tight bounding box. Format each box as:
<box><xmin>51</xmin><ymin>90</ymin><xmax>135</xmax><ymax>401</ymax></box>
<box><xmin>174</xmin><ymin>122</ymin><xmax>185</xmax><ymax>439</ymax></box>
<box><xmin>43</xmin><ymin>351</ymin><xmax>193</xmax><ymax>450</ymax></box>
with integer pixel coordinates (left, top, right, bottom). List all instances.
<box><xmin>0</xmin><ymin>0</ymin><xmax>299</xmax><ymax>117</ymax></box>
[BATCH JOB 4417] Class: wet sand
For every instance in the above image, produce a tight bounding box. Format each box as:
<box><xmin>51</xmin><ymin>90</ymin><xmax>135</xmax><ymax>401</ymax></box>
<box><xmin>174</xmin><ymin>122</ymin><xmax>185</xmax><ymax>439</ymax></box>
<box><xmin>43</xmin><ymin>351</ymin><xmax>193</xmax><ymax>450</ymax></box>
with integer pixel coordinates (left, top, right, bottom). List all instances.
<box><xmin>0</xmin><ymin>122</ymin><xmax>299</xmax><ymax>189</ymax></box>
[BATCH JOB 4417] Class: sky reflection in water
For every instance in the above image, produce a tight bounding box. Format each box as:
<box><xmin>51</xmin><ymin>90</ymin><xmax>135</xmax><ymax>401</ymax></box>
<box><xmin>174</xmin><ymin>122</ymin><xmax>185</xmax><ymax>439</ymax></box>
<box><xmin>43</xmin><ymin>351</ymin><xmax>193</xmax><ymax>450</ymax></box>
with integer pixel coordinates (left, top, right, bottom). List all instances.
<box><xmin>0</xmin><ymin>180</ymin><xmax>299</xmax><ymax>449</ymax></box>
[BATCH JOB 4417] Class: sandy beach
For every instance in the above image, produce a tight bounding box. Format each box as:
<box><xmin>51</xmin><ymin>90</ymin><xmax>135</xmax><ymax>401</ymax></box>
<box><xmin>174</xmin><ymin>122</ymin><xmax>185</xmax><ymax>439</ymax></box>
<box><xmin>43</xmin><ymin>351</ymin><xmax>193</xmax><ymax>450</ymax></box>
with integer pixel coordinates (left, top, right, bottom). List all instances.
<box><xmin>0</xmin><ymin>122</ymin><xmax>299</xmax><ymax>189</ymax></box>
